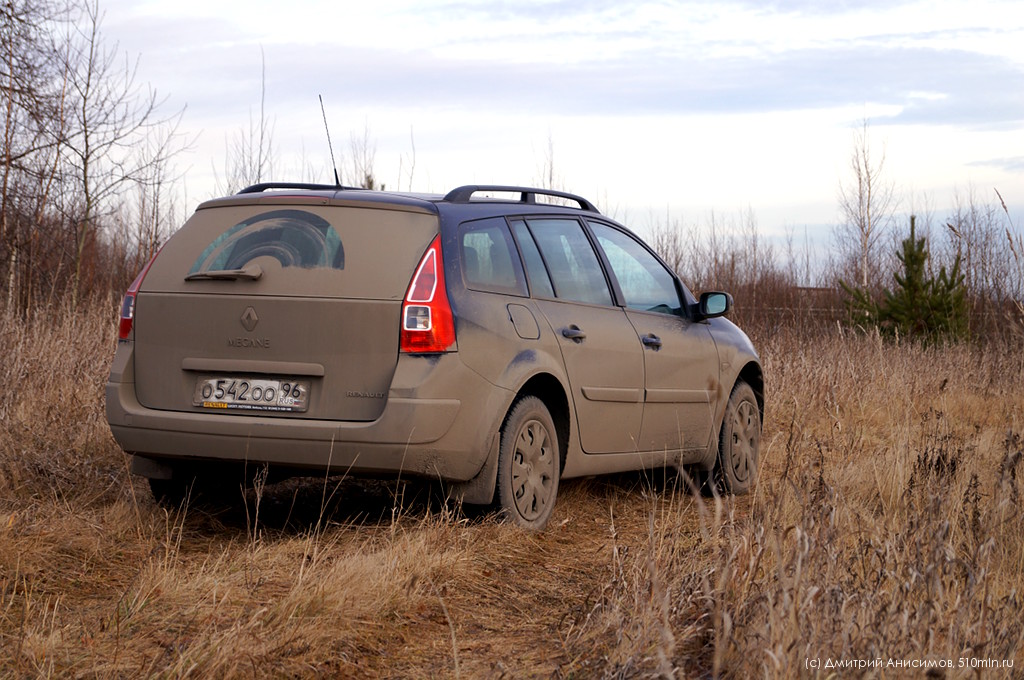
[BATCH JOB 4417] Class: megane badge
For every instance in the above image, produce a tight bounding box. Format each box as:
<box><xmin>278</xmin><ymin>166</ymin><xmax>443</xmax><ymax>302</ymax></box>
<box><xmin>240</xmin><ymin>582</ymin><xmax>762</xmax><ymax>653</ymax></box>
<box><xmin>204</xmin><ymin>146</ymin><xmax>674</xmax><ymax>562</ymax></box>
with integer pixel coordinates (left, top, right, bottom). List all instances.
<box><xmin>240</xmin><ymin>306</ymin><xmax>259</xmax><ymax>332</ymax></box>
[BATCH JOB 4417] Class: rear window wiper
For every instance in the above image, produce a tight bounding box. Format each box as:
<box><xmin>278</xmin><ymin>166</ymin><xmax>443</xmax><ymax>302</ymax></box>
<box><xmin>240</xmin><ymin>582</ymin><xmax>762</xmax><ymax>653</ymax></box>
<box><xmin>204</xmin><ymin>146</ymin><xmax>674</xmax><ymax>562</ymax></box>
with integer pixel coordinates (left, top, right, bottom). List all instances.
<box><xmin>184</xmin><ymin>264</ymin><xmax>263</xmax><ymax>281</ymax></box>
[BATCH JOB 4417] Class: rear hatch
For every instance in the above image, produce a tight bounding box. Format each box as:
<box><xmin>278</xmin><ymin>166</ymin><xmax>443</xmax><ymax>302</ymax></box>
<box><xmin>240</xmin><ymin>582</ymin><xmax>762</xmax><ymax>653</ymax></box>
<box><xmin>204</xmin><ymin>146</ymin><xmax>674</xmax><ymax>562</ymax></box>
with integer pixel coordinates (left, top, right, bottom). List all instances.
<box><xmin>134</xmin><ymin>196</ymin><xmax>439</xmax><ymax>421</ymax></box>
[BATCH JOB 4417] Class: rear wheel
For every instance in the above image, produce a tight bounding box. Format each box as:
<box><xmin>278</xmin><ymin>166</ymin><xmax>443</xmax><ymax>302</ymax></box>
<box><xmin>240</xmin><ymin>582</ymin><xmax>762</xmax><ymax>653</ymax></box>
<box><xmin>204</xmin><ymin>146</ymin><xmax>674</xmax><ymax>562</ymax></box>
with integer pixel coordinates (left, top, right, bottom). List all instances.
<box><xmin>496</xmin><ymin>396</ymin><xmax>560</xmax><ymax>530</ymax></box>
<box><xmin>713</xmin><ymin>381</ymin><xmax>761</xmax><ymax>494</ymax></box>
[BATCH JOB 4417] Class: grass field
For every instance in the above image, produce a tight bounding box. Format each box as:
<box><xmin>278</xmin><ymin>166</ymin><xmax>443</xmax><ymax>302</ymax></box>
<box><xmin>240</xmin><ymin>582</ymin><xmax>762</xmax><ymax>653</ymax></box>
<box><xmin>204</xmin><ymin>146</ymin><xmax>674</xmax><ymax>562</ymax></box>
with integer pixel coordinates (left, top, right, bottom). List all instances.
<box><xmin>1</xmin><ymin>303</ymin><xmax>1022</xmax><ymax>677</ymax></box>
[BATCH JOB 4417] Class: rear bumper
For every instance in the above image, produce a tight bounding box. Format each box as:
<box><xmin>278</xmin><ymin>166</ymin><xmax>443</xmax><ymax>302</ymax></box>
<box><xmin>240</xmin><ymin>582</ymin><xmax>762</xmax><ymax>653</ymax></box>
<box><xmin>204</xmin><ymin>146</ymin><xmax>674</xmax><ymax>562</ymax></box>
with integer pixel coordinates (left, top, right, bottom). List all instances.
<box><xmin>106</xmin><ymin>351</ymin><xmax>510</xmax><ymax>481</ymax></box>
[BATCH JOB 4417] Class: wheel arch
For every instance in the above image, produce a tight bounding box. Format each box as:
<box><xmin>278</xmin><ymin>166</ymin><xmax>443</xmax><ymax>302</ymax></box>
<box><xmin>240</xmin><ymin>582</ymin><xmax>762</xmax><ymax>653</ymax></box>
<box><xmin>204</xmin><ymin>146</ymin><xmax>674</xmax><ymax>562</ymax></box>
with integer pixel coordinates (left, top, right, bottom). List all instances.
<box><xmin>449</xmin><ymin>370</ymin><xmax>571</xmax><ymax>506</ymax></box>
<box><xmin>507</xmin><ymin>372</ymin><xmax>571</xmax><ymax>472</ymax></box>
<box><xmin>698</xmin><ymin>359</ymin><xmax>764</xmax><ymax>473</ymax></box>
<box><xmin>736</xmin><ymin>360</ymin><xmax>765</xmax><ymax>426</ymax></box>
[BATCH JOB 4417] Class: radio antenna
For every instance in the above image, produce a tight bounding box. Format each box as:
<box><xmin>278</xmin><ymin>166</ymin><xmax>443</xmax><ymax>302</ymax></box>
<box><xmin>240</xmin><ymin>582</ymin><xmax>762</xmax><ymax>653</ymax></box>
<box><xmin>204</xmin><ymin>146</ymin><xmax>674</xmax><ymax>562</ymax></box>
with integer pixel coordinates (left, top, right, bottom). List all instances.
<box><xmin>319</xmin><ymin>94</ymin><xmax>341</xmax><ymax>188</ymax></box>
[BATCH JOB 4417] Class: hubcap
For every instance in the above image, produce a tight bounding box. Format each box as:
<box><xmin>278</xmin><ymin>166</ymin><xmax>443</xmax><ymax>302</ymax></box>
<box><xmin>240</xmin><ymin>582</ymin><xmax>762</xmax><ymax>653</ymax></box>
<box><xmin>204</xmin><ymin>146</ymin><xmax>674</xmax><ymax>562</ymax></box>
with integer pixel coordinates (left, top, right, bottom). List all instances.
<box><xmin>510</xmin><ymin>419</ymin><xmax>554</xmax><ymax>521</ymax></box>
<box><xmin>730</xmin><ymin>400</ymin><xmax>760</xmax><ymax>482</ymax></box>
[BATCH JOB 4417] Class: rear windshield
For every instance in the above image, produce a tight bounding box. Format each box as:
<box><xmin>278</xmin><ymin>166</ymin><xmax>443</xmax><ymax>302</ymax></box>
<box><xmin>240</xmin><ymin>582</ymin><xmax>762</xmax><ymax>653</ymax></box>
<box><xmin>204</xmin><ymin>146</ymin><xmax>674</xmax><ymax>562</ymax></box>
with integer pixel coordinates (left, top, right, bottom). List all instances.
<box><xmin>143</xmin><ymin>203</ymin><xmax>439</xmax><ymax>299</ymax></box>
<box><xmin>189</xmin><ymin>209</ymin><xmax>344</xmax><ymax>274</ymax></box>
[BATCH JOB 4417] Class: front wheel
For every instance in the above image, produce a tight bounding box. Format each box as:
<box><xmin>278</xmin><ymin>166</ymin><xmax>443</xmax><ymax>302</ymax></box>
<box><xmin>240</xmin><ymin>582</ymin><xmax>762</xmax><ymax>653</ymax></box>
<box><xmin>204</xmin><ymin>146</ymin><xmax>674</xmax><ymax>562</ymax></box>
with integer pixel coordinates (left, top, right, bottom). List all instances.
<box><xmin>496</xmin><ymin>396</ymin><xmax>560</xmax><ymax>531</ymax></box>
<box><xmin>713</xmin><ymin>381</ymin><xmax>761</xmax><ymax>495</ymax></box>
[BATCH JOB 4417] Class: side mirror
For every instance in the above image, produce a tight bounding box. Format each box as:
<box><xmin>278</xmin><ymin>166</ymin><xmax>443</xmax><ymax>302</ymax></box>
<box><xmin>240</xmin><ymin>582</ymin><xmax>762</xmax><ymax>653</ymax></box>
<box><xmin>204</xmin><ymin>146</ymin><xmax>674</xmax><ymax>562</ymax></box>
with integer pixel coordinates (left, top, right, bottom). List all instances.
<box><xmin>695</xmin><ymin>291</ymin><xmax>732</xmax><ymax>320</ymax></box>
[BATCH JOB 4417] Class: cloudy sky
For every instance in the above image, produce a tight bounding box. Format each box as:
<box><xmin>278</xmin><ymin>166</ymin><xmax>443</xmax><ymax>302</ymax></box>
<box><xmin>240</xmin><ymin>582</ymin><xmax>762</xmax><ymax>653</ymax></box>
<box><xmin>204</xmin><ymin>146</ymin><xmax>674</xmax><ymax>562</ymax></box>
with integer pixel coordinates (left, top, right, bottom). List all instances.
<box><xmin>101</xmin><ymin>0</ymin><xmax>1023</xmax><ymax>237</ymax></box>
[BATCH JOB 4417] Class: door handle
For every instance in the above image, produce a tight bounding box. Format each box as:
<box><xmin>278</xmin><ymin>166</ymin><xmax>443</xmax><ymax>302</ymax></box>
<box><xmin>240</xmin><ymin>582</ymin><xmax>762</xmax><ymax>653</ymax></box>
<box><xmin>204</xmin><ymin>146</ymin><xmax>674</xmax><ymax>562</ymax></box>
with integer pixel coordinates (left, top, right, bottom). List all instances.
<box><xmin>641</xmin><ymin>333</ymin><xmax>662</xmax><ymax>349</ymax></box>
<box><xmin>561</xmin><ymin>325</ymin><xmax>587</xmax><ymax>342</ymax></box>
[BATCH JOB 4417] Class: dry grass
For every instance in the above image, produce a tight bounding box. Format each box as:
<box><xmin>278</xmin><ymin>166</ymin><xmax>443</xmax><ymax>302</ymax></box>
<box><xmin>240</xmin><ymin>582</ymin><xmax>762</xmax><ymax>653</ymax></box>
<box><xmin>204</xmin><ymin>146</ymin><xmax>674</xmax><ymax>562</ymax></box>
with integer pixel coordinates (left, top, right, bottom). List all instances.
<box><xmin>560</xmin><ymin>327</ymin><xmax>1024</xmax><ymax>677</ymax></box>
<box><xmin>1</xmin><ymin>305</ymin><xmax>1022</xmax><ymax>677</ymax></box>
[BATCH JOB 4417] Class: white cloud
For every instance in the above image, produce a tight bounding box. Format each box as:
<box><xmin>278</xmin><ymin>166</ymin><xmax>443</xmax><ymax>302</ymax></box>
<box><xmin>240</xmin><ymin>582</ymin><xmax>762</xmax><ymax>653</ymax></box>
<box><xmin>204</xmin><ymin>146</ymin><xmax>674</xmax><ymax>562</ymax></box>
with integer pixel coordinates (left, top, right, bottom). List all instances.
<box><xmin>98</xmin><ymin>0</ymin><xmax>1024</xmax><ymax>231</ymax></box>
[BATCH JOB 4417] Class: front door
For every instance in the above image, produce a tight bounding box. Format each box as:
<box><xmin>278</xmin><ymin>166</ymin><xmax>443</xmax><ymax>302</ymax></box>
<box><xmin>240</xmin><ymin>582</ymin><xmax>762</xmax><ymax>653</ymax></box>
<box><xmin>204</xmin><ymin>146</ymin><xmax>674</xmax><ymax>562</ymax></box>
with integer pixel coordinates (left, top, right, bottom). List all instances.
<box><xmin>626</xmin><ymin>309</ymin><xmax>717</xmax><ymax>452</ymax></box>
<box><xmin>588</xmin><ymin>221</ymin><xmax>719</xmax><ymax>453</ymax></box>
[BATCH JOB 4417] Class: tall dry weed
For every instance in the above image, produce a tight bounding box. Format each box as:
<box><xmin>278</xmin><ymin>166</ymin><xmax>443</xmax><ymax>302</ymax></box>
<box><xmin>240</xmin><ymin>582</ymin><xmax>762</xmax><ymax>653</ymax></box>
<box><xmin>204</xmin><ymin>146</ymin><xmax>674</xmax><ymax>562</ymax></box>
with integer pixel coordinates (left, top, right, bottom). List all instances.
<box><xmin>0</xmin><ymin>299</ymin><xmax>124</xmax><ymax>502</ymax></box>
<box><xmin>563</xmin><ymin>330</ymin><xmax>1024</xmax><ymax>677</ymax></box>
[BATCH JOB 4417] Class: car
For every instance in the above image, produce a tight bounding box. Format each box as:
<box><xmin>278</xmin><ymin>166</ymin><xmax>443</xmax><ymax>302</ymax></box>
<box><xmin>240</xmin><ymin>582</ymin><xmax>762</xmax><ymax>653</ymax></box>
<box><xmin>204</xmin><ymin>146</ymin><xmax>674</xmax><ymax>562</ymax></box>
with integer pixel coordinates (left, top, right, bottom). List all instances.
<box><xmin>106</xmin><ymin>183</ymin><xmax>763</xmax><ymax>529</ymax></box>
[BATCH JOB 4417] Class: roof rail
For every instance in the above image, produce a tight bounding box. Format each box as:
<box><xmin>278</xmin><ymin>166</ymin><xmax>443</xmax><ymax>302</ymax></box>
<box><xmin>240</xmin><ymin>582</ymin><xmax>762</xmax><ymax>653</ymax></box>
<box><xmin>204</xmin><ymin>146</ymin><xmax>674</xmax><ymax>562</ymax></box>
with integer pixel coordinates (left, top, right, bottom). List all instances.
<box><xmin>443</xmin><ymin>185</ymin><xmax>600</xmax><ymax>214</ymax></box>
<box><xmin>237</xmin><ymin>182</ymin><xmax>358</xmax><ymax>194</ymax></box>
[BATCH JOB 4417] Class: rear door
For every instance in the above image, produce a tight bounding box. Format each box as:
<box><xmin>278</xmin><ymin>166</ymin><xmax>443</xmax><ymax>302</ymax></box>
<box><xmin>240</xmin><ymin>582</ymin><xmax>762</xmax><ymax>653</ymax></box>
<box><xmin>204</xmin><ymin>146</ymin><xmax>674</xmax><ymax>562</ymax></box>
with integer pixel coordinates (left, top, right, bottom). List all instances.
<box><xmin>510</xmin><ymin>218</ymin><xmax>644</xmax><ymax>454</ymax></box>
<box><xmin>133</xmin><ymin>199</ymin><xmax>439</xmax><ymax>421</ymax></box>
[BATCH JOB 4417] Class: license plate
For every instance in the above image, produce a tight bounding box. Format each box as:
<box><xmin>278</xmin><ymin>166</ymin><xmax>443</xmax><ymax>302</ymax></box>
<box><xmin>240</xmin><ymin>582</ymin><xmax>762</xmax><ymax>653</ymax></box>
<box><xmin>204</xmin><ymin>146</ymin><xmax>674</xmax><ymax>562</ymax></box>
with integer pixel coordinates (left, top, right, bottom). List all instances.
<box><xmin>192</xmin><ymin>376</ymin><xmax>310</xmax><ymax>412</ymax></box>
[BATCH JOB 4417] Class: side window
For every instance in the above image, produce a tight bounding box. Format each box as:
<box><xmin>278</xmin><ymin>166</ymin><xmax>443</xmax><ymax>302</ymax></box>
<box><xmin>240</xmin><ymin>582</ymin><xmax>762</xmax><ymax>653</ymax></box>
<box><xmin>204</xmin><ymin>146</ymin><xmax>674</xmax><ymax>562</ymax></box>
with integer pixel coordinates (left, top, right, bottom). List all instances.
<box><xmin>527</xmin><ymin>218</ymin><xmax>613</xmax><ymax>306</ymax></box>
<box><xmin>589</xmin><ymin>222</ymin><xmax>682</xmax><ymax>315</ymax></box>
<box><xmin>459</xmin><ymin>217</ymin><xmax>528</xmax><ymax>296</ymax></box>
<box><xmin>509</xmin><ymin>219</ymin><xmax>555</xmax><ymax>298</ymax></box>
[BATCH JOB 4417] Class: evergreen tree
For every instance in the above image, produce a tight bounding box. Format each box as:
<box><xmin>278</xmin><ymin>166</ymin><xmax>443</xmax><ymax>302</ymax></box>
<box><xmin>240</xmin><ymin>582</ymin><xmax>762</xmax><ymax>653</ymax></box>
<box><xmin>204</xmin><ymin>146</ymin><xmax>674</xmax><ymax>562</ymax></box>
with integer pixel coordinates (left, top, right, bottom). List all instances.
<box><xmin>841</xmin><ymin>215</ymin><xmax>969</xmax><ymax>342</ymax></box>
<box><xmin>925</xmin><ymin>250</ymin><xmax>969</xmax><ymax>339</ymax></box>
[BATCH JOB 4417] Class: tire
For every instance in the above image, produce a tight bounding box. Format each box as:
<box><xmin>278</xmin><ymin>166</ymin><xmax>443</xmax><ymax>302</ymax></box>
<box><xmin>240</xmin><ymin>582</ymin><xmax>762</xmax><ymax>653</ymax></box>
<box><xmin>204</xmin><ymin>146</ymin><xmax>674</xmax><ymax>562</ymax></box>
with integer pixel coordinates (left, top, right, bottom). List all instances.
<box><xmin>496</xmin><ymin>396</ymin><xmax>560</xmax><ymax>531</ymax></box>
<box><xmin>713</xmin><ymin>381</ymin><xmax>761</xmax><ymax>495</ymax></box>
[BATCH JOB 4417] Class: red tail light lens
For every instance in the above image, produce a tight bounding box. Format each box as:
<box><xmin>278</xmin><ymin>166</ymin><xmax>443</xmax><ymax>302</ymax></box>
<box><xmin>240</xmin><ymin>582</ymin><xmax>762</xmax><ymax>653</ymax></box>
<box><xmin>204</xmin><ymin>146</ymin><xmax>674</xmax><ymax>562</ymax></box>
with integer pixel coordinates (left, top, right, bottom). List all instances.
<box><xmin>118</xmin><ymin>253</ymin><xmax>159</xmax><ymax>340</ymax></box>
<box><xmin>400</xmin><ymin>235</ymin><xmax>456</xmax><ymax>353</ymax></box>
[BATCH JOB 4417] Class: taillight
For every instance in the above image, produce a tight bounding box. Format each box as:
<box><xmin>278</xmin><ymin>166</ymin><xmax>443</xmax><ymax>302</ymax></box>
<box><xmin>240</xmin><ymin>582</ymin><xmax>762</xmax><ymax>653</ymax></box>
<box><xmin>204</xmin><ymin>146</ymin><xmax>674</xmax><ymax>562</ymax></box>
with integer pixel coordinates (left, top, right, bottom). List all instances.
<box><xmin>400</xmin><ymin>235</ymin><xmax>456</xmax><ymax>353</ymax></box>
<box><xmin>118</xmin><ymin>253</ymin><xmax>159</xmax><ymax>340</ymax></box>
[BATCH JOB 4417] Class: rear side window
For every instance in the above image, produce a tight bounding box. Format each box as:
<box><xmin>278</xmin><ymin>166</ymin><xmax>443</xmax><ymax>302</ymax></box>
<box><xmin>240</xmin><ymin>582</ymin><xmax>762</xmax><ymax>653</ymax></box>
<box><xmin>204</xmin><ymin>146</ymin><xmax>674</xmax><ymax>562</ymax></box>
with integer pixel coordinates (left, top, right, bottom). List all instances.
<box><xmin>189</xmin><ymin>209</ymin><xmax>344</xmax><ymax>274</ymax></box>
<box><xmin>509</xmin><ymin>220</ymin><xmax>555</xmax><ymax>298</ymax></box>
<box><xmin>526</xmin><ymin>218</ymin><xmax>612</xmax><ymax>306</ymax></box>
<box><xmin>459</xmin><ymin>217</ymin><xmax>527</xmax><ymax>296</ymax></box>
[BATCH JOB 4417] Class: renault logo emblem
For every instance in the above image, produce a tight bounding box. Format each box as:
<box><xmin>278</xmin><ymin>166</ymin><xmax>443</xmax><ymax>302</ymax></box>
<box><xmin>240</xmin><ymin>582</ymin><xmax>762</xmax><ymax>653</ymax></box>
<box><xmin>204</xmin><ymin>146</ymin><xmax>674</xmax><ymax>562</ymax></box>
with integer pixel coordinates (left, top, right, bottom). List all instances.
<box><xmin>240</xmin><ymin>306</ymin><xmax>259</xmax><ymax>332</ymax></box>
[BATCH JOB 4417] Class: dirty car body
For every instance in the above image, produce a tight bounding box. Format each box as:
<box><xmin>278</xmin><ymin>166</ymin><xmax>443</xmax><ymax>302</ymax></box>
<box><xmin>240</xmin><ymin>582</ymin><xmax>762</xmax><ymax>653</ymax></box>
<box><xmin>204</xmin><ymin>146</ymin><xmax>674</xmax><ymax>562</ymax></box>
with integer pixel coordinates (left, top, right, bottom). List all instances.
<box><xmin>106</xmin><ymin>184</ymin><xmax>763</xmax><ymax>529</ymax></box>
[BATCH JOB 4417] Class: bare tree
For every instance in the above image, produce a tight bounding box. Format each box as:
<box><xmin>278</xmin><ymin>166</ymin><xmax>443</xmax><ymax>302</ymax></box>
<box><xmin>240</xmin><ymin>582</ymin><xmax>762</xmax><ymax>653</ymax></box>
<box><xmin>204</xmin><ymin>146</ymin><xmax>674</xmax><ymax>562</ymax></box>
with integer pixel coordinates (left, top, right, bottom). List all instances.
<box><xmin>0</xmin><ymin>0</ymin><xmax>186</xmax><ymax>311</ymax></box>
<box><xmin>348</xmin><ymin>120</ymin><xmax>378</xmax><ymax>189</ymax></box>
<box><xmin>396</xmin><ymin>125</ymin><xmax>416</xmax><ymax>191</ymax></box>
<box><xmin>836</xmin><ymin>119</ymin><xmax>897</xmax><ymax>290</ymax></box>
<box><xmin>999</xmin><ymin>189</ymin><xmax>1024</xmax><ymax>322</ymax></box>
<box><xmin>647</xmin><ymin>208</ymin><xmax>686</xmax><ymax>276</ymax></box>
<box><xmin>530</xmin><ymin>132</ymin><xmax>579</xmax><ymax>207</ymax></box>
<box><xmin>783</xmin><ymin>225</ymin><xmax>818</xmax><ymax>288</ymax></box>
<box><xmin>215</xmin><ymin>48</ymin><xmax>275</xmax><ymax>195</ymax></box>
<box><xmin>59</xmin><ymin>0</ymin><xmax>184</xmax><ymax>306</ymax></box>
<box><xmin>535</xmin><ymin>132</ymin><xmax>564</xmax><ymax>193</ymax></box>
<box><xmin>947</xmin><ymin>186</ymin><xmax>1008</xmax><ymax>299</ymax></box>
<box><xmin>1</xmin><ymin>0</ymin><xmax>63</xmax><ymax>309</ymax></box>
<box><xmin>124</xmin><ymin>118</ymin><xmax>187</xmax><ymax>263</ymax></box>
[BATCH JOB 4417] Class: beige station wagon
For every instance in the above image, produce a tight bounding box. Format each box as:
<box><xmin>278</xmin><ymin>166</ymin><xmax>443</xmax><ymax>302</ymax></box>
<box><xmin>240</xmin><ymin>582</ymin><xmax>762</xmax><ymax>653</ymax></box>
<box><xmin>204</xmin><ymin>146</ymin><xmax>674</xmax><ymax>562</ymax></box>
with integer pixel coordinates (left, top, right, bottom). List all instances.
<box><xmin>106</xmin><ymin>184</ymin><xmax>763</xmax><ymax>529</ymax></box>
